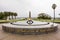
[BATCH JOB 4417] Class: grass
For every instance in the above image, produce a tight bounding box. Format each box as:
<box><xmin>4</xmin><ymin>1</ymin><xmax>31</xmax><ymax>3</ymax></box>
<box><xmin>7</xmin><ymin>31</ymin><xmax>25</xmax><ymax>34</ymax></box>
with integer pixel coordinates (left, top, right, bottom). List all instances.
<box><xmin>0</xmin><ymin>18</ymin><xmax>60</xmax><ymax>23</ymax></box>
<box><xmin>0</xmin><ymin>19</ymin><xmax>24</xmax><ymax>23</ymax></box>
<box><xmin>33</xmin><ymin>19</ymin><xmax>60</xmax><ymax>23</ymax></box>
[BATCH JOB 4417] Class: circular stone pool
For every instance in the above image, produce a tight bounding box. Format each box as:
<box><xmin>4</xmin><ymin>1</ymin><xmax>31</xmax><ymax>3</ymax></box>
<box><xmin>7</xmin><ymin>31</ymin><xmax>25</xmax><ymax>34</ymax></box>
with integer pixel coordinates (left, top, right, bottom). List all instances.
<box><xmin>2</xmin><ymin>20</ymin><xmax>58</xmax><ymax>35</ymax></box>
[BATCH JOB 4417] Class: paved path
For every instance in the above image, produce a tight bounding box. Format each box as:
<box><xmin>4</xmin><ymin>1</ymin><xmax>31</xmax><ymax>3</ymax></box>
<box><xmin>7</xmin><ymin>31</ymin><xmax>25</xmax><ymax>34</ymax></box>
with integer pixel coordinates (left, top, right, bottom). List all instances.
<box><xmin>0</xmin><ymin>24</ymin><xmax>60</xmax><ymax>40</ymax></box>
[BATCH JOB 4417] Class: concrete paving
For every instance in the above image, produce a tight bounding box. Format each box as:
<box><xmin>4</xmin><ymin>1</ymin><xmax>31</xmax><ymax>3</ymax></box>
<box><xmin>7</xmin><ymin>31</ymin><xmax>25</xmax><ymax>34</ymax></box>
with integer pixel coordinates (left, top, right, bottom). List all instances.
<box><xmin>0</xmin><ymin>24</ymin><xmax>60</xmax><ymax>40</ymax></box>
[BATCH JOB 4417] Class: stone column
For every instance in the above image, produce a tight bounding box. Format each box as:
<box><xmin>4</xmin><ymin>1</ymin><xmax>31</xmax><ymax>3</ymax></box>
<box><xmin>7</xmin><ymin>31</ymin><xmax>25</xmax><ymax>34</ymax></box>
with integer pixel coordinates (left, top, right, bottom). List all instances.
<box><xmin>29</xmin><ymin>11</ymin><xmax>31</xmax><ymax>19</ymax></box>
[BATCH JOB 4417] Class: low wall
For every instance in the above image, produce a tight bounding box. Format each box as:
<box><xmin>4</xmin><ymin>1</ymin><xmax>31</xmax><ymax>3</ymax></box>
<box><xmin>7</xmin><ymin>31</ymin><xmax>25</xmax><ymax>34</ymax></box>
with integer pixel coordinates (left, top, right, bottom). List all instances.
<box><xmin>2</xmin><ymin>26</ymin><xmax>58</xmax><ymax>35</ymax></box>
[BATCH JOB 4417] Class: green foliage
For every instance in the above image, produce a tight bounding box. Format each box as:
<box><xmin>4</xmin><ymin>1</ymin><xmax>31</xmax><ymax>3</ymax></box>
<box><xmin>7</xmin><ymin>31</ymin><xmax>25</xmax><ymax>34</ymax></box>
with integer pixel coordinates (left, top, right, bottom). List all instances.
<box><xmin>0</xmin><ymin>12</ymin><xmax>4</xmax><ymax>19</ymax></box>
<box><xmin>37</xmin><ymin>13</ymin><xmax>51</xmax><ymax>19</ymax></box>
<box><xmin>52</xmin><ymin>4</ymin><xmax>57</xmax><ymax>9</ymax></box>
<box><xmin>14</xmin><ymin>13</ymin><xmax>17</xmax><ymax>19</ymax></box>
<box><xmin>0</xmin><ymin>12</ymin><xmax>18</xmax><ymax>20</ymax></box>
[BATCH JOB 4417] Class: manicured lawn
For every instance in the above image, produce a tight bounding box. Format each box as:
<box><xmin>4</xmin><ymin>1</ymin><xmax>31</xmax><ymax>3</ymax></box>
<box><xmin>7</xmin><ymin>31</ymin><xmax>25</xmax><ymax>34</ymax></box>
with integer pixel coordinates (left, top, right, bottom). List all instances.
<box><xmin>0</xmin><ymin>19</ymin><xmax>60</xmax><ymax>23</ymax></box>
<box><xmin>34</xmin><ymin>19</ymin><xmax>60</xmax><ymax>23</ymax></box>
<box><xmin>0</xmin><ymin>19</ymin><xmax>24</xmax><ymax>23</ymax></box>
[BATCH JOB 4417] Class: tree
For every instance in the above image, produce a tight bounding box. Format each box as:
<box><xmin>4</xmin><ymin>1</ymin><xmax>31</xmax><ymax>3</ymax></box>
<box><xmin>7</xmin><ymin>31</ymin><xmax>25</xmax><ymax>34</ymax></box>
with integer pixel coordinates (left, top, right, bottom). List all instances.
<box><xmin>10</xmin><ymin>12</ymin><xmax>14</xmax><ymax>19</ymax></box>
<box><xmin>52</xmin><ymin>4</ymin><xmax>57</xmax><ymax>23</ymax></box>
<box><xmin>0</xmin><ymin>12</ymin><xmax>4</xmax><ymax>19</ymax></box>
<box><xmin>0</xmin><ymin>12</ymin><xmax>18</xmax><ymax>20</ymax></box>
<box><xmin>14</xmin><ymin>13</ymin><xmax>17</xmax><ymax>19</ymax></box>
<box><xmin>4</xmin><ymin>12</ymin><xmax>9</xmax><ymax>20</ymax></box>
<box><xmin>8</xmin><ymin>12</ymin><xmax>11</xmax><ymax>20</ymax></box>
<box><xmin>37</xmin><ymin>13</ymin><xmax>51</xmax><ymax>19</ymax></box>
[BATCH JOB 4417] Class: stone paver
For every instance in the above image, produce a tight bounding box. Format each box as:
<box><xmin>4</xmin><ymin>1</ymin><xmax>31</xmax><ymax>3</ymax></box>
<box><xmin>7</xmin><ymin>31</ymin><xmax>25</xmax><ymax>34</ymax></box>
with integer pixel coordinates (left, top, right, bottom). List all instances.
<box><xmin>0</xmin><ymin>24</ymin><xmax>60</xmax><ymax>40</ymax></box>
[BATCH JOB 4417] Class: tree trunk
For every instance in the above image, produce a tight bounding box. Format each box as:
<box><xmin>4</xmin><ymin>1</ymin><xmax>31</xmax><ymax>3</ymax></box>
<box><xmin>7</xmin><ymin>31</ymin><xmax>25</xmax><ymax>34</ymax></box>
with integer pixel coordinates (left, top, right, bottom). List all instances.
<box><xmin>15</xmin><ymin>16</ymin><xmax>16</xmax><ymax>19</ymax></box>
<box><xmin>12</xmin><ymin>16</ymin><xmax>13</xmax><ymax>19</ymax></box>
<box><xmin>5</xmin><ymin>16</ymin><xmax>7</xmax><ymax>20</ymax></box>
<box><xmin>9</xmin><ymin>16</ymin><xmax>10</xmax><ymax>20</ymax></box>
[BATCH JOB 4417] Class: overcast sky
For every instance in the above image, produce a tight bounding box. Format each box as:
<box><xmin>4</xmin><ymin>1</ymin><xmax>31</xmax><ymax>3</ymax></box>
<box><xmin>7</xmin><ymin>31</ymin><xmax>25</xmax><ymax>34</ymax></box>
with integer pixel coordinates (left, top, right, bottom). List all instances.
<box><xmin>0</xmin><ymin>0</ymin><xmax>60</xmax><ymax>17</ymax></box>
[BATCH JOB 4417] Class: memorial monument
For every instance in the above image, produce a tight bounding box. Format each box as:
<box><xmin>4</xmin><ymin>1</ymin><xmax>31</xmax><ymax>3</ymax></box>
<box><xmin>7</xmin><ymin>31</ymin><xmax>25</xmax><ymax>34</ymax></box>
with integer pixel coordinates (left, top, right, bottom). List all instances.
<box><xmin>2</xmin><ymin>11</ymin><xmax>58</xmax><ymax>35</ymax></box>
<box><xmin>27</xmin><ymin>11</ymin><xmax>33</xmax><ymax>25</ymax></box>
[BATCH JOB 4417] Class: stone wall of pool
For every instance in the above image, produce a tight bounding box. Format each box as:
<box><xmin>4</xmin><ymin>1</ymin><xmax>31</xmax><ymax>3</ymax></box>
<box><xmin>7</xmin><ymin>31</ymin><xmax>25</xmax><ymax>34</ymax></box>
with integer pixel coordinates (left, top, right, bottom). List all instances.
<box><xmin>2</xmin><ymin>25</ymin><xmax>58</xmax><ymax>35</ymax></box>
